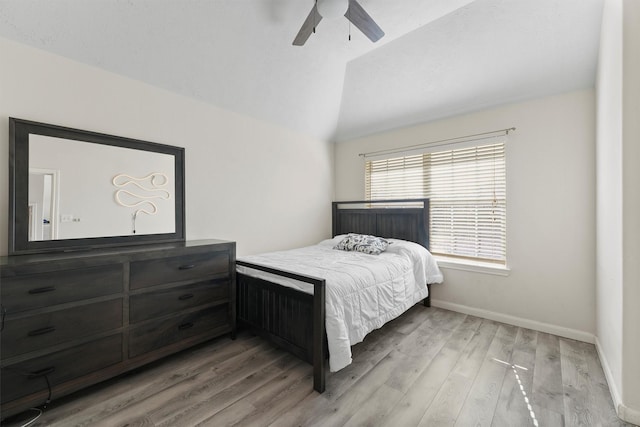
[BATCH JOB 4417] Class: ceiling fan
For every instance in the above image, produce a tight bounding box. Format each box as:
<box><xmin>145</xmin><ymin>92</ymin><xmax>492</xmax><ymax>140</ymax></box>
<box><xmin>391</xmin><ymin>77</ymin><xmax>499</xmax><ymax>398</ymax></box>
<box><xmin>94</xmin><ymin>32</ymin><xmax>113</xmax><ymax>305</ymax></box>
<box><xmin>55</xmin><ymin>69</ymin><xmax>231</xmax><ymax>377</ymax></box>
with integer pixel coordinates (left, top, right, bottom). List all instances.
<box><xmin>293</xmin><ymin>0</ymin><xmax>385</xmax><ymax>46</ymax></box>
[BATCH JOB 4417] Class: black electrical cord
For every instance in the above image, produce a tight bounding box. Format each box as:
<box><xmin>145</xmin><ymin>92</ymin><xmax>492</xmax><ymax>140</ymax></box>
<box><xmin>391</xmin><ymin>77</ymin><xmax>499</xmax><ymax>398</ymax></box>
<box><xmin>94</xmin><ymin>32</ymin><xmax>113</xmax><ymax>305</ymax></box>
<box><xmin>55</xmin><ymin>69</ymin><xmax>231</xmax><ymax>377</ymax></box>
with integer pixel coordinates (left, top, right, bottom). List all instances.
<box><xmin>43</xmin><ymin>374</ymin><xmax>52</xmax><ymax>408</ymax></box>
<box><xmin>3</xmin><ymin>308</ymin><xmax>53</xmax><ymax>425</ymax></box>
<box><xmin>5</xmin><ymin>367</ymin><xmax>53</xmax><ymax>426</ymax></box>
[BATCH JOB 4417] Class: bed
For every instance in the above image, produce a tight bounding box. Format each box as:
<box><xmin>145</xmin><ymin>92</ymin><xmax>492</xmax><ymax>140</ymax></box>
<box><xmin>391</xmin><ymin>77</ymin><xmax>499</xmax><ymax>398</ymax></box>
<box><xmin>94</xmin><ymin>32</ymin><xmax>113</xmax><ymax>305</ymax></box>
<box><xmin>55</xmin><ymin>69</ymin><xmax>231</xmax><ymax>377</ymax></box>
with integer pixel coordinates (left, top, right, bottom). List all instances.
<box><xmin>235</xmin><ymin>199</ymin><xmax>442</xmax><ymax>393</ymax></box>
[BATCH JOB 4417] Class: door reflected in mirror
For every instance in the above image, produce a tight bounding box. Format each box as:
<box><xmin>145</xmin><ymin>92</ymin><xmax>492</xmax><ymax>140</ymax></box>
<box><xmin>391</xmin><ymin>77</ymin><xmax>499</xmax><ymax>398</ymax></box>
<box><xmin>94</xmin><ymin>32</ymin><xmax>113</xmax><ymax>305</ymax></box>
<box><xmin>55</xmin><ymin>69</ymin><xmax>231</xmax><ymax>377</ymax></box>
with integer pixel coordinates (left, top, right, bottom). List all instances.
<box><xmin>28</xmin><ymin>168</ymin><xmax>58</xmax><ymax>241</ymax></box>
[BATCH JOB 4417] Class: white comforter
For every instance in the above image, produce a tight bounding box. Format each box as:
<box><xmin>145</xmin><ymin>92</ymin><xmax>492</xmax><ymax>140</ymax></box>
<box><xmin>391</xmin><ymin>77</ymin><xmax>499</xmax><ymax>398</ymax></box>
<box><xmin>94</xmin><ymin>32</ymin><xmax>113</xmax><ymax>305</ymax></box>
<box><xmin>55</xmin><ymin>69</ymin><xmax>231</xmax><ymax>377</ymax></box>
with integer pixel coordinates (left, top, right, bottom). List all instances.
<box><xmin>237</xmin><ymin>236</ymin><xmax>443</xmax><ymax>372</ymax></box>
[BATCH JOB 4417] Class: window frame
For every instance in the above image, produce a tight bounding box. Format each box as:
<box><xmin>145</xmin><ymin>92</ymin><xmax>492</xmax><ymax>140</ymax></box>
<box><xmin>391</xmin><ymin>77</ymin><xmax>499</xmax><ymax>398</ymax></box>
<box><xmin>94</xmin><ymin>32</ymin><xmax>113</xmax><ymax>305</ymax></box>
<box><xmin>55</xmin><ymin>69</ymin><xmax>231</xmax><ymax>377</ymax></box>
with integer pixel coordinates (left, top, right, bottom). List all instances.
<box><xmin>364</xmin><ymin>139</ymin><xmax>507</xmax><ymax>266</ymax></box>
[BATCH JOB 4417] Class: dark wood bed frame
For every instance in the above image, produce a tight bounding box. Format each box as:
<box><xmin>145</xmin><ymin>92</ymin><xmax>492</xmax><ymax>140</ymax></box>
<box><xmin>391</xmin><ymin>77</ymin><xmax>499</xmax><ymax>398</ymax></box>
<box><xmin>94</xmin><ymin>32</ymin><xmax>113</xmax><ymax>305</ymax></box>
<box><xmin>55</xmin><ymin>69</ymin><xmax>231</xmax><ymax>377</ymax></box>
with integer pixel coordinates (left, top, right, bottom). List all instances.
<box><xmin>236</xmin><ymin>199</ymin><xmax>431</xmax><ymax>393</ymax></box>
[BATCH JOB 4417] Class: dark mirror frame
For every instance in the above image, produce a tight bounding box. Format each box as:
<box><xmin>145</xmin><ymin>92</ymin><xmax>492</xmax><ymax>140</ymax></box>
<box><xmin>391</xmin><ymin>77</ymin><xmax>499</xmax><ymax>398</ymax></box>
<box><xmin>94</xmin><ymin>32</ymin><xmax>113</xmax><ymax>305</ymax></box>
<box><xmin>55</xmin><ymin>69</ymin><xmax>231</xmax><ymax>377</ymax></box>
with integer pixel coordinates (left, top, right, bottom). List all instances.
<box><xmin>8</xmin><ymin>118</ymin><xmax>186</xmax><ymax>255</ymax></box>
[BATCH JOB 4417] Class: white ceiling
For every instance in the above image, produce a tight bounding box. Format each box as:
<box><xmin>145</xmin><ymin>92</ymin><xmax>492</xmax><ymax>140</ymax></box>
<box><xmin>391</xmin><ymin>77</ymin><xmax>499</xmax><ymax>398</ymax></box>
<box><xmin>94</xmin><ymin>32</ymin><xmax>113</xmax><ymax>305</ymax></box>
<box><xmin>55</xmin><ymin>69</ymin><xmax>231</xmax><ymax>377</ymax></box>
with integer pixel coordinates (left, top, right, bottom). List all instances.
<box><xmin>0</xmin><ymin>0</ymin><xmax>603</xmax><ymax>142</ymax></box>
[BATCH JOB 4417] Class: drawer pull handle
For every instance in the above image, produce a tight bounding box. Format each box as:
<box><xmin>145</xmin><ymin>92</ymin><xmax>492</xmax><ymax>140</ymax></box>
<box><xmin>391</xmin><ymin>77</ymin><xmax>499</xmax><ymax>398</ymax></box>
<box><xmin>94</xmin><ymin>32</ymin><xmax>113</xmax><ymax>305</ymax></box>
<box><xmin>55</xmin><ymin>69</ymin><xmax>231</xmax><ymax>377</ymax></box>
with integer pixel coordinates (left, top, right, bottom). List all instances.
<box><xmin>178</xmin><ymin>264</ymin><xmax>196</xmax><ymax>270</ymax></box>
<box><xmin>28</xmin><ymin>326</ymin><xmax>56</xmax><ymax>337</ymax></box>
<box><xmin>178</xmin><ymin>322</ymin><xmax>194</xmax><ymax>330</ymax></box>
<box><xmin>178</xmin><ymin>293</ymin><xmax>194</xmax><ymax>301</ymax></box>
<box><xmin>28</xmin><ymin>286</ymin><xmax>56</xmax><ymax>294</ymax></box>
<box><xmin>27</xmin><ymin>366</ymin><xmax>56</xmax><ymax>379</ymax></box>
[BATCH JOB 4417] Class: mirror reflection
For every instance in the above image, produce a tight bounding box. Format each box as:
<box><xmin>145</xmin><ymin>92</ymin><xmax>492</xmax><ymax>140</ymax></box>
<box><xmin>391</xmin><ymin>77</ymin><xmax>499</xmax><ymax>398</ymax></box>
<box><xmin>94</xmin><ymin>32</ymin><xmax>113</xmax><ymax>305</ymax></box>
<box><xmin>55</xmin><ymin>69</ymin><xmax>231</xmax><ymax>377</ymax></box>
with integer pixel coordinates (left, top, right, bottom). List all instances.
<box><xmin>28</xmin><ymin>168</ymin><xmax>58</xmax><ymax>240</ymax></box>
<box><xmin>28</xmin><ymin>134</ymin><xmax>176</xmax><ymax>241</ymax></box>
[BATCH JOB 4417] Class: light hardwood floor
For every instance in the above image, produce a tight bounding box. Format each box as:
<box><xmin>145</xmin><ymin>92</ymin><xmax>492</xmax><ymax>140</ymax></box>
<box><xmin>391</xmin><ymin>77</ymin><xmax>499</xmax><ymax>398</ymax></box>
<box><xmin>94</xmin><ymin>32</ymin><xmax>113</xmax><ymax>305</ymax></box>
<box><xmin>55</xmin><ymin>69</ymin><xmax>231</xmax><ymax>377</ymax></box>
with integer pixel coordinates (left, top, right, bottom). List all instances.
<box><xmin>4</xmin><ymin>307</ymin><xmax>633</xmax><ymax>427</ymax></box>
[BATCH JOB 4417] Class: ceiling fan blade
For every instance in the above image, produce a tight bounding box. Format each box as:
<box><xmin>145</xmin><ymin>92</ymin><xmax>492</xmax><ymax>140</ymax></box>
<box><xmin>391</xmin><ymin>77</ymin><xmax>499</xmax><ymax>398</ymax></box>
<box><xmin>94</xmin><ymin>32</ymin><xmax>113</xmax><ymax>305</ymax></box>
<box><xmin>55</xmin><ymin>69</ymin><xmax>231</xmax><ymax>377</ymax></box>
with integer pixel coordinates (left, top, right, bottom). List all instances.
<box><xmin>345</xmin><ymin>0</ymin><xmax>384</xmax><ymax>43</ymax></box>
<box><xmin>293</xmin><ymin>4</ymin><xmax>323</xmax><ymax>46</ymax></box>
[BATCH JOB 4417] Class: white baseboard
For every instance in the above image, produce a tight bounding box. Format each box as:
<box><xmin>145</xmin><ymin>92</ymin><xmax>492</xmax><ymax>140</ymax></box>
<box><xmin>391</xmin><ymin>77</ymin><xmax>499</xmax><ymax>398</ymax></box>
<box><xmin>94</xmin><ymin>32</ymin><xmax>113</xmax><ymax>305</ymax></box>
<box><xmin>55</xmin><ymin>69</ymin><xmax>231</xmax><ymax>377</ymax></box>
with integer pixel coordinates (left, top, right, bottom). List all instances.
<box><xmin>595</xmin><ymin>337</ymin><xmax>640</xmax><ymax>425</ymax></box>
<box><xmin>430</xmin><ymin>299</ymin><xmax>595</xmax><ymax>344</ymax></box>
<box><xmin>595</xmin><ymin>337</ymin><xmax>624</xmax><ymax>417</ymax></box>
<box><xmin>619</xmin><ymin>405</ymin><xmax>640</xmax><ymax>425</ymax></box>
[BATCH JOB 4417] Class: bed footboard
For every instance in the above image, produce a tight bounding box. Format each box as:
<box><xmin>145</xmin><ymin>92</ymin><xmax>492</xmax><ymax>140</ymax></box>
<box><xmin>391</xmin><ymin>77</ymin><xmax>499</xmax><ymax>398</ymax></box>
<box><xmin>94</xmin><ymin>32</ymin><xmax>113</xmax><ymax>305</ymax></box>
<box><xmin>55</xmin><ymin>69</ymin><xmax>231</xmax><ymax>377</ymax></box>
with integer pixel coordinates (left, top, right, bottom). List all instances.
<box><xmin>236</xmin><ymin>260</ymin><xmax>326</xmax><ymax>393</ymax></box>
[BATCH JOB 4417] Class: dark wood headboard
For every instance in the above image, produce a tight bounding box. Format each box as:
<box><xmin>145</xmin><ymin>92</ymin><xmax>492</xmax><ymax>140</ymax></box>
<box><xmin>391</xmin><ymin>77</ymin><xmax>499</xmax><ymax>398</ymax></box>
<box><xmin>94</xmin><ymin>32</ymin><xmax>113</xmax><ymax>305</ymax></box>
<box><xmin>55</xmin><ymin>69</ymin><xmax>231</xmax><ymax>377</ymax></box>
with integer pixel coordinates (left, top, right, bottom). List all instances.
<box><xmin>331</xmin><ymin>199</ymin><xmax>430</xmax><ymax>249</ymax></box>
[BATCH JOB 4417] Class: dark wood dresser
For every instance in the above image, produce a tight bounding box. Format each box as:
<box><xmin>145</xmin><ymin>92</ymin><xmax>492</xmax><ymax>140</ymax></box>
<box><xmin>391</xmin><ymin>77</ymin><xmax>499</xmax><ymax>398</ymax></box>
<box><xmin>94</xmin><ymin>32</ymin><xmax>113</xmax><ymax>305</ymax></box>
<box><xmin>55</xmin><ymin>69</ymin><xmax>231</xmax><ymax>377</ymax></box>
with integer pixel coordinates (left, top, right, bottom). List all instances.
<box><xmin>0</xmin><ymin>239</ymin><xmax>235</xmax><ymax>419</ymax></box>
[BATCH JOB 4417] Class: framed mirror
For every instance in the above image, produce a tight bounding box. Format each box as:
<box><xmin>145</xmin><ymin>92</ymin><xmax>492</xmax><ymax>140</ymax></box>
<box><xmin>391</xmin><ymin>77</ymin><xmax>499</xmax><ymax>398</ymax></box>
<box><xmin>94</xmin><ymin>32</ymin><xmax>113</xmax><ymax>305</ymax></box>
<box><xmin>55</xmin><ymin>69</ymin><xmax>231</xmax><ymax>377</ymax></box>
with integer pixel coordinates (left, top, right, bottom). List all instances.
<box><xmin>9</xmin><ymin>118</ymin><xmax>185</xmax><ymax>255</ymax></box>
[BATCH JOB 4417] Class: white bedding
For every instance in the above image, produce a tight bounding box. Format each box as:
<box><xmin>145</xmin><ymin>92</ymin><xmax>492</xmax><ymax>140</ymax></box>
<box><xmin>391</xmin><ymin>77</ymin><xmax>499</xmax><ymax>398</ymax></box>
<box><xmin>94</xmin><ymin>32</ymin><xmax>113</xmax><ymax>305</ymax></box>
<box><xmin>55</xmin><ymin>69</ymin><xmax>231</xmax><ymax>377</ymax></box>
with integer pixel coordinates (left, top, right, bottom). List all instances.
<box><xmin>237</xmin><ymin>236</ymin><xmax>443</xmax><ymax>372</ymax></box>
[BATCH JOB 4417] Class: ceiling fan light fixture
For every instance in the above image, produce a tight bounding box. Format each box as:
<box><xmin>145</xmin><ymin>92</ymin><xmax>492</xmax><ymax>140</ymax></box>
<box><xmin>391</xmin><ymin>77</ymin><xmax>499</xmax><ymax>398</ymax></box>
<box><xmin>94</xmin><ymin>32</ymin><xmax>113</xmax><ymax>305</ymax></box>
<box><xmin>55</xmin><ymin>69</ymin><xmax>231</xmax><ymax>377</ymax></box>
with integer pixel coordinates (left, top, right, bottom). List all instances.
<box><xmin>317</xmin><ymin>0</ymin><xmax>348</xmax><ymax>19</ymax></box>
<box><xmin>292</xmin><ymin>0</ymin><xmax>384</xmax><ymax>46</ymax></box>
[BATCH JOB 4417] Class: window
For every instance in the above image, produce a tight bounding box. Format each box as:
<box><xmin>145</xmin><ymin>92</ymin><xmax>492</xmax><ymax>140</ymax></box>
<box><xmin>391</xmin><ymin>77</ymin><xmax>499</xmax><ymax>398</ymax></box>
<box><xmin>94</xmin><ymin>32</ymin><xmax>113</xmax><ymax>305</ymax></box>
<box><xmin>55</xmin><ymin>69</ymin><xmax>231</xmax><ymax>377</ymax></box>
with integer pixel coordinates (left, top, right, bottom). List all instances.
<box><xmin>365</xmin><ymin>141</ymin><xmax>506</xmax><ymax>264</ymax></box>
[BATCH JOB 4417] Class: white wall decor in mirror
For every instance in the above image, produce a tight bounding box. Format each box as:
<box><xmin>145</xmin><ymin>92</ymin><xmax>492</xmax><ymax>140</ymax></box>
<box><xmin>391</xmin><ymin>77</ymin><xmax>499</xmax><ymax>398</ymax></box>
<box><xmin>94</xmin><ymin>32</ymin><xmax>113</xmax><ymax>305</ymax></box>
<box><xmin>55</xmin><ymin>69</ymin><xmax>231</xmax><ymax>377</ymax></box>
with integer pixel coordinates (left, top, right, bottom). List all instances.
<box><xmin>9</xmin><ymin>118</ymin><xmax>185</xmax><ymax>254</ymax></box>
<box><xmin>112</xmin><ymin>172</ymin><xmax>172</xmax><ymax>234</ymax></box>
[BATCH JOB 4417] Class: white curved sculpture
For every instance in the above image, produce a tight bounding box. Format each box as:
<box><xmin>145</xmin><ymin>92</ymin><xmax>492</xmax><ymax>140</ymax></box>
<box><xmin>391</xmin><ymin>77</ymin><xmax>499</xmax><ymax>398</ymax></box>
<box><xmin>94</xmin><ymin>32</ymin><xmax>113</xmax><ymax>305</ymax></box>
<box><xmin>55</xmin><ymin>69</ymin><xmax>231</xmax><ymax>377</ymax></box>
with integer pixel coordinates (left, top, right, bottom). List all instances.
<box><xmin>112</xmin><ymin>172</ymin><xmax>171</xmax><ymax>233</ymax></box>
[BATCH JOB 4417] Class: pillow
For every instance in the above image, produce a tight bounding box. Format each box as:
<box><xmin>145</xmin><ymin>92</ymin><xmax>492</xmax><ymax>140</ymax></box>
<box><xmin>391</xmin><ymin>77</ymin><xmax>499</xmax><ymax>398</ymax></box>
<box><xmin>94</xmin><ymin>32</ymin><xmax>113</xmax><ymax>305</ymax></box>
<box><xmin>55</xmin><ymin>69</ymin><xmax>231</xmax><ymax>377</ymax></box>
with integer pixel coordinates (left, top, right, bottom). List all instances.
<box><xmin>333</xmin><ymin>233</ymin><xmax>390</xmax><ymax>255</ymax></box>
<box><xmin>317</xmin><ymin>235</ymin><xmax>348</xmax><ymax>247</ymax></box>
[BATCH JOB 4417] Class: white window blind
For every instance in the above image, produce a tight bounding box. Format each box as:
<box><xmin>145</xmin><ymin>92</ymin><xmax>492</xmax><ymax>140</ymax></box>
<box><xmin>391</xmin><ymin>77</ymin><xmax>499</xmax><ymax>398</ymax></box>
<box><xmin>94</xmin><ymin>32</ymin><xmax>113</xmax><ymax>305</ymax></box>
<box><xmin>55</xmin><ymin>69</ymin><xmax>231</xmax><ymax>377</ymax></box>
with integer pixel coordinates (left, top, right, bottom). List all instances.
<box><xmin>365</xmin><ymin>141</ymin><xmax>506</xmax><ymax>264</ymax></box>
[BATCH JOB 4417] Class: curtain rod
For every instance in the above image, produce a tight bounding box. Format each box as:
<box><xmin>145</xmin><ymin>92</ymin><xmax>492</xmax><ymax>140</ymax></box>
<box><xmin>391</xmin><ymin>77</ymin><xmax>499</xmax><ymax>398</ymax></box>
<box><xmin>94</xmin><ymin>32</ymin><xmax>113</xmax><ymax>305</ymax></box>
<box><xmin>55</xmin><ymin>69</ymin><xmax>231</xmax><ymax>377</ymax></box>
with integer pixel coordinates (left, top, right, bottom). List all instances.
<box><xmin>358</xmin><ymin>127</ymin><xmax>516</xmax><ymax>158</ymax></box>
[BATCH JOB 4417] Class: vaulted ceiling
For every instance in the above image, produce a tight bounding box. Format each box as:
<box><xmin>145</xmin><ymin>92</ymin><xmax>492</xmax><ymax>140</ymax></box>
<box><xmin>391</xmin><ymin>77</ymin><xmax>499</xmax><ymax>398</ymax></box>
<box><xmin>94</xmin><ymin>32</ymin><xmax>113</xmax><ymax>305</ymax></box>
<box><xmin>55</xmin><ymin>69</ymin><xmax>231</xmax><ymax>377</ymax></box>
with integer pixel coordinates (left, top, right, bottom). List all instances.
<box><xmin>0</xmin><ymin>0</ymin><xmax>603</xmax><ymax>142</ymax></box>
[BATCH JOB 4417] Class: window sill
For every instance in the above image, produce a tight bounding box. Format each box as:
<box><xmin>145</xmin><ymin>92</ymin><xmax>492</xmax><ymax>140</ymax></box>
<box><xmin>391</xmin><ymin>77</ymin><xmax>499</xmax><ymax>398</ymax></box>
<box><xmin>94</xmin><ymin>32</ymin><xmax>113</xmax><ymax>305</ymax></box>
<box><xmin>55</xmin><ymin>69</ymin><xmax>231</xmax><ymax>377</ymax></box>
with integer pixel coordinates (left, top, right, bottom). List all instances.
<box><xmin>434</xmin><ymin>256</ymin><xmax>511</xmax><ymax>276</ymax></box>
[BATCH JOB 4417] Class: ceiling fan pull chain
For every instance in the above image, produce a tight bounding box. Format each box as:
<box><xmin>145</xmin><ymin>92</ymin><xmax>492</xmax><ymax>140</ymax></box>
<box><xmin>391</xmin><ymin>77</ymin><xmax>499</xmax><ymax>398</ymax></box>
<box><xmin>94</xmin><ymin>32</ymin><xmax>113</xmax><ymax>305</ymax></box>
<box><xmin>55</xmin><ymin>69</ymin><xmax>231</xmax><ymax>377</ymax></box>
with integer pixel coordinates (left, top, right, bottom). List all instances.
<box><xmin>348</xmin><ymin>4</ymin><xmax>351</xmax><ymax>40</ymax></box>
<box><xmin>313</xmin><ymin>0</ymin><xmax>317</xmax><ymax>33</ymax></box>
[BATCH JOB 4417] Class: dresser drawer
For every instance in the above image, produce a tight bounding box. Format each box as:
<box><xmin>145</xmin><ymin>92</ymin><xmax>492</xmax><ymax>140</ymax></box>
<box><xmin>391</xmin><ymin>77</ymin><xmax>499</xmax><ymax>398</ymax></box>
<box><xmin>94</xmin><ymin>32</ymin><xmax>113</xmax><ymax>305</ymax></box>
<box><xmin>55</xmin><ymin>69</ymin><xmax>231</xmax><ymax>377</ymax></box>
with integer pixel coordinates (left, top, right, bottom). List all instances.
<box><xmin>1</xmin><ymin>334</ymin><xmax>122</xmax><ymax>404</ymax></box>
<box><xmin>130</xmin><ymin>280</ymin><xmax>229</xmax><ymax>324</ymax></box>
<box><xmin>1</xmin><ymin>265</ymin><xmax>123</xmax><ymax>313</ymax></box>
<box><xmin>129</xmin><ymin>306</ymin><xmax>229</xmax><ymax>357</ymax></box>
<box><xmin>1</xmin><ymin>299</ymin><xmax>123</xmax><ymax>360</ymax></box>
<box><xmin>130</xmin><ymin>251</ymin><xmax>229</xmax><ymax>290</ymax></box>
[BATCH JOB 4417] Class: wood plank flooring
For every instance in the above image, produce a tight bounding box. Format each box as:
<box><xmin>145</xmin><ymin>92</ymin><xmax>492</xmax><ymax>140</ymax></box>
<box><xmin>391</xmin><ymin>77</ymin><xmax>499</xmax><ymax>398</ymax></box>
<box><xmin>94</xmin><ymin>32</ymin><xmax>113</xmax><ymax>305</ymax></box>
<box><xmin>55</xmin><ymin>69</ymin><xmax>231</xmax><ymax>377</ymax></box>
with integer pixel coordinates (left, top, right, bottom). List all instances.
<box><xmin>3</xmin><ymin>307</ymin><xmax>633</xmax><ymax>427</ymax></box>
